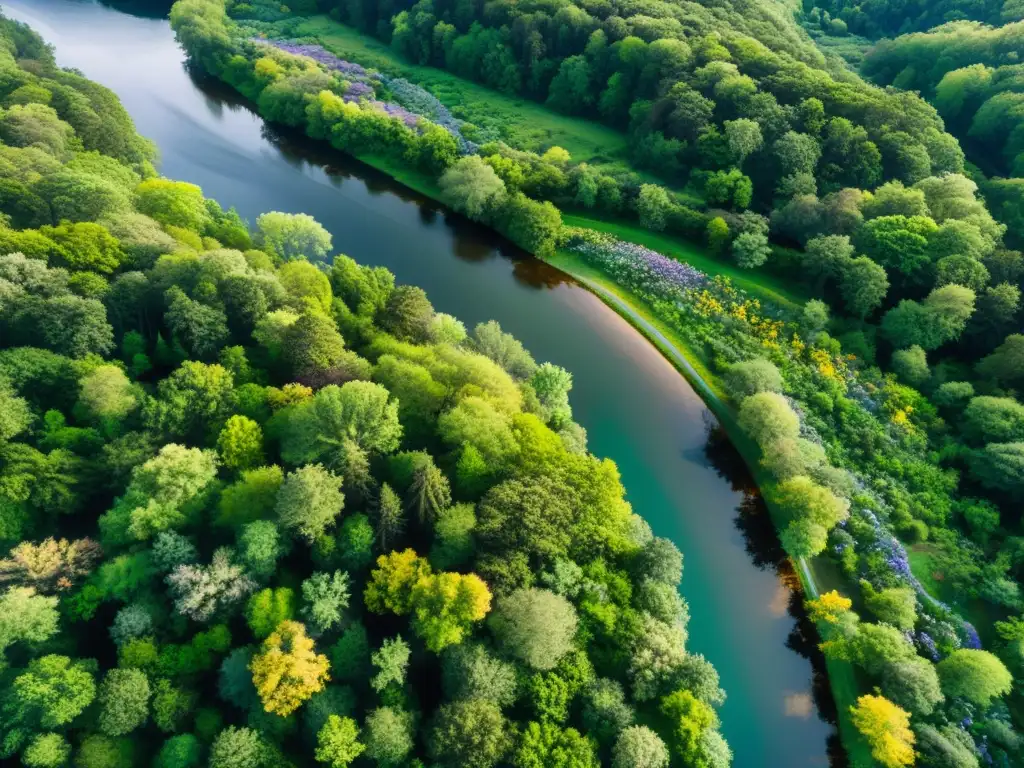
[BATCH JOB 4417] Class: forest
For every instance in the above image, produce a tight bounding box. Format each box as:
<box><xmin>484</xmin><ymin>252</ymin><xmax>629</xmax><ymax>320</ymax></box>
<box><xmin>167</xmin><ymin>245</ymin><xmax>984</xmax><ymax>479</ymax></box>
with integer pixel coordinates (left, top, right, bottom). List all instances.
<box><xmin>0</xmin><ymin>12</ymin><xmax>731</xmax><ymax>768</ymax></box>
<box><xmin>161</xmin><ymin>0</ymin><xmax>1024</xmax><ymax>765</ymax></box>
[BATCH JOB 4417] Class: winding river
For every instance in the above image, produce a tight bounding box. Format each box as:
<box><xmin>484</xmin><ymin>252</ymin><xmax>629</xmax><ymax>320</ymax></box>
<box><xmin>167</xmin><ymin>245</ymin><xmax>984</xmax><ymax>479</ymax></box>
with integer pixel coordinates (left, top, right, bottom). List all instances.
<box><xmin>2</xmin><ymin>1</ymin><xmax>839</xmax><ymax>763</ymax></box>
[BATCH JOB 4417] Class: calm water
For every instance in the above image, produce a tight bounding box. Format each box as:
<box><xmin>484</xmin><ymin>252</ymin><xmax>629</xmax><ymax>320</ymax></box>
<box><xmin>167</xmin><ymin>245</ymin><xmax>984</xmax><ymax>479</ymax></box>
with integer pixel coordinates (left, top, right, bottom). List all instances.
<box><xmin>2</xmin><ymin>0</ymin><xmax>838</xmax><ymax>763</ymax></box>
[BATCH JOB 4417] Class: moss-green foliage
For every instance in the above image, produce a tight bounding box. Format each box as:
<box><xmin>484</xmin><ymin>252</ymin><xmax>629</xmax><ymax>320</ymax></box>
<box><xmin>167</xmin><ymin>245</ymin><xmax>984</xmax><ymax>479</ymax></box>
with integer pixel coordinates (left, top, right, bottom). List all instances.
<box><xmin>0</xmin><ymin>15</ymin><xmax>725</xmax><ymax>766</ymax></box>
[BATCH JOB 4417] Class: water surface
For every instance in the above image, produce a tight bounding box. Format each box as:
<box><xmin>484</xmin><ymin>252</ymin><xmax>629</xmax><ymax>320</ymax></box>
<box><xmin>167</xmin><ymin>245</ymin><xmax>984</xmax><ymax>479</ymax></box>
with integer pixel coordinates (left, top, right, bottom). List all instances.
<box><xmin>2</xmin><ymin>1</ymin><xmax>837</xmax><ymax>763</ymax></box>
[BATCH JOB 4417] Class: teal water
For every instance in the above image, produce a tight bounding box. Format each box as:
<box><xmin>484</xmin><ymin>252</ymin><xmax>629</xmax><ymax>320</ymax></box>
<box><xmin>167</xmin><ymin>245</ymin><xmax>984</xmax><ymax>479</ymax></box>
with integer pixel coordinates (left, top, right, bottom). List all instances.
<box><xmin>2</xmin><ymin>1</ymin><xmax>838</xmax><ymax>763</ymax></box>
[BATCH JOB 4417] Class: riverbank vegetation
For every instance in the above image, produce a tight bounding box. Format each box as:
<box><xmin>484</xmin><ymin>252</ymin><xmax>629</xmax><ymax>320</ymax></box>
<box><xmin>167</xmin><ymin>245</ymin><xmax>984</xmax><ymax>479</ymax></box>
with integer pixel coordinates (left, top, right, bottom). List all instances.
<box><xmin>0</xmin><ymin>13</ymin><xmax>733</xmax><ymax>768</ymax></box>
<box><xmin>166</xmin><ymin>0</ymin><xmax>1024</xmax><ymax>764</ymax></box>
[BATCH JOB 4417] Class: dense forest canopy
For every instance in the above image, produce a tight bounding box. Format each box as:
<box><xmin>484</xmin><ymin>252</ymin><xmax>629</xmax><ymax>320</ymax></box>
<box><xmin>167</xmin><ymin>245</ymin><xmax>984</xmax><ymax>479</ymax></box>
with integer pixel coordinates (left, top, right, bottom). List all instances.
<box><xmin>0</xmin><ymin>12</ymin><xmax>732</xmax><ymax>768</ymax></box>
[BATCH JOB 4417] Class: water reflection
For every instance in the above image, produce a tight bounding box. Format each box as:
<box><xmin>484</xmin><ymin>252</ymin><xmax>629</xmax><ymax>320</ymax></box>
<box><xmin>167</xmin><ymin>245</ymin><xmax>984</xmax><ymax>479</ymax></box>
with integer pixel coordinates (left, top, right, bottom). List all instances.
<box><xmin>703</xmin><ymin>425</ymin><xmax>847</xmax><ymax>767</ymax></box>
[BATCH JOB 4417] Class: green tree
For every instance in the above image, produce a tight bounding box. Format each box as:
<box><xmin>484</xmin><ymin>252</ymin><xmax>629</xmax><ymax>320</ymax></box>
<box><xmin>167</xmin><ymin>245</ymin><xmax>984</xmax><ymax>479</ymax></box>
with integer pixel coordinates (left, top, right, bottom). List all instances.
<box><xmin>22</xmin><ymin>733</ymin><xmax>71</xmax><ymax>768</ymax></box>
<box><xmin>636</xmin><ymin>185</ymin><xmax>672</xmax><ymax>231</ymax></box>
<box><xmin>936</xmin><ymin>649</ymin><xmax>1012</xmax><ymax>706</ymax></box>
<box><xmin>429</xmin><ymin>699</ymin><xmax>512</xmax><ymax>768</ymax></box>
<box><xmin>490</xmin><ymin>588</ymin><xmax>578</xmax><ymax>670</ymax></box>
<box><xmin>97</xmin><ymin>668</ymin><xmax>151</xmax><ymax>736</ymax></box>
<box><xmin>725</xmin><ymin>359</ymin><xmax>782</xmax><ymax>399</ymax></box>
<box><xmin>275</xmin><ymin>464</ymin><xmax>345</xmax><ymax>543</ymax></box>
<box><xmin>246</xmin><ymin>587</ymin><xmax>297</xmax><ymax>639</ymax></box>
<box><xmin>315</xmin><ymin>715</ymin><xmax>364</xmax><ymax>768</ymax></box>
<box><xmin>379</xmin><ymin>285</ymin><xmax>435</xmax><ymax>342</ymax></box>
<box><xmin>2</xmin><ymin>654</ymin><xmax>96</xmax><ymax>730</ymax></box>
<box><xmin>0</xmin><ymin>586</ymin><xmax>59</xmax><ymax>656</ymax></box>
<box><xmin>611</xmin><ymin>726</ymin><xmax>670</xmax><ymax>768</ymax></box>
<box><xmin>363</xmin><ymin>707</ymin><xmax>414</xmax><ymax>766</ymax></box>
<box><xmin>512</xmin><ymin>722</ymin><xmax>599</xmax><ymax>768</ymax></box>
<box><xmin>217</xmin><ymin>415</ymin><xmax>264</xmax><ymax>471</ymax></box>
<box><xmin>208</xmin><ymin>727</ymin><xmax>269</xmax><ymax>768</ymax></box>
<box><xmin>257</xmin><ymin>211</ymin><xmax>332</xmax><ymax>263</ymax></box>
<box><xmin>737</xmin><ymin>392</ymin><xmax>800</xmax><ymax>446</ymax></box>
<box><xmin>439</xmin><ymin>156</ymin><xmax>507</xmax><ymax>220</ymax></box>
<box><xmin>135</xmin><ymin>178</ymin><xmax>209</xmax><ymax>230</ymax></box>
<box><xmin>371</xmin><ymin>635</ymin><xmax>411</xmax><ymax>692</ymax></box>
<box><xmin>302</xmin><ymin>571</ymin><xmax>351</xmax><ymax>634</ymax></box>
<box><xmin>154</xmin><ymin>735</ymin><xmax>202</xmax><ymax>768</ymax></box>
<box><xmin>890</xmin><ymin>346</ymin><xmax>929</xmax><ymax>387</ymax></box>
<box><xmin>840</xmin><ymin>256</ymin><xmax>889</xmax><ymax>318</ymax></box>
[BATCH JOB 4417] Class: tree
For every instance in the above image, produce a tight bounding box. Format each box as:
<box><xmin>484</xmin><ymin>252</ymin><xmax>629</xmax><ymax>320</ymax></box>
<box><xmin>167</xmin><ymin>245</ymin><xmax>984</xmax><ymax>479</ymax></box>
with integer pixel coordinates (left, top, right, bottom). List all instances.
<box><xmin>442</xmin><ymin>642</ymin><xmax>517</xmax><ymax>705</ymax></box>
<box><xmin>302</xmin><ymin>571</ymin><xmax>351</xmax><ymax>634</ymax></box>
<box><xmin>407</xmin><ymin>455</ymin><xmax>452</xmax><ymax>526</ymax></box>
<box><xmin>256</xmin><ymin>211</ymin><xmax>332</xmax><ymax>263</ymax></box>
<box><xmin>513</xmin><ymin>722</ymin><xmax>599</xmax><ymax>768</ymax></box>
<box><xmin>970</xmin><ymin>442</ymin><xmax>1024</xmax><ymax>492</ymax></box>
<box><xmin>439</xmin><ymin>156</ymin><xmax>506</xmax><ymax>220</ymax></box>
<box><xmin>429</xmin><ymin>699</ymin><xmax>512</xmax><ymax>768</ymax></box>
<box><xmin>611</xmin><ymin>726</ymin><xmax>669</xmax><ymax>768</ymax></box>
<box><xmin>411</xmin><ymin>571</ymin><xmax>492</xmax><ymax>651</ymax></box>
<box><xmin>364</xmin><ymin>707</ymin><xmax>414</xmax><ymax>766</ymax></box>
<box><xmin>167</xmin><ymin>548</ymin><xmax>255</xmax><ymax>623</ymax></box>
<box><xmin>217</xmin><ymin>416</ymin><xmax>264</xmax><ymax>471</ymax></box>
<box><xmin>164</xmin><ymin>286</ymin><xmax>229</xmax><ymax>360</ymax></box>
<box><xmin>724</xmin><ymin>118</ymin><xmax>763</xmax><ymax>163</ymax></box>
<box><xmin>275</xmin><ymin>464</ymin><xmax>345</xmax><ymax>543</ymax></box>
<box><xmin>882</xmin><ymin>284</ymin><xmax>976</xmax><ymax>350</ymax></box>
<box><xmin>636</xmin><ymin>185</ymin><xmax>672</xmax><ymax>231</ymax></box>
<box><xmin>74</xmin><ymin>735</ymin><xmax>134</xmax><ymax>768</ymax></box>
<box><xmin>374</xmin><ymin>483</ymin><xmax>406</xmax><ymax>552</ymax></box>
<box><xmin>914</xmin><ymin>724</ymin><xmax>979</xmax><ymax>768</ymax></box>
<box><xmin>78</xmin><ymin>365</ymin><xmax>137</xmax><ymax>422</ymax></box>
<box><xmin>659</xmin><ymin>689</ymin><xmax>715</xmax><ymax>764</ymax></box>
<box><xmin>0</xmin><ymin>537</ymin><xmax>100</xmax><ymax>592</ymax></box>
<box><xmin>364</xmin><ymin>549</ymin><xmax>432</xmax><ymax>615</ymax></box>
<box><xmin>737</xmin><ymin>392</ymin><xmax>800</xmax><ymax>446</ymax></box>
<box><xmin>773</xmin><ymin>131</ymin><xmax>820</xmax><ymax>176</ymax></box>
<box><xmin>582</xmin><ymin>679</ymin><xmax>634</xmax><ymax>745</ymax></box>
<box><xmin>471</xmin><ymin>321</ymin><xmax>537</xmax><ymax>379</ymax></box>
<box><xmin>936</xmin><ymin>649</ymin><xmax>1012</xmax><ymax>706</ymax></box>
<box><xmin>237</xmin><ymin>520</ymin><xmax>284</xmax><ymax>580</ymax></box>
<box><xmin>97</xmin><ymin>668</ymin><xmax>151</xmax><ymax>736</ymax></box>
<box><xmin>371</xmin><ymin>635</ymin><xmax>410</xmax><ymax>692</ymax></box>
<box><xmin>531</xmin><ymin>363</ymin><xmax>573</xmax><ymax>427</ymax></box>
<box><xmin>152</xmin><ymin>678</ymin><xmax>196</xmax><ymax>733</ymax></box>
<box><xmin>315</xmin><ymin>716</ymin><xmax>364</xmax><ymax>768</ymax></box>
<box><xmin>250</xmin><ymin>620</ymin><xmax>329</xmax><ymax>716</ymax></box>
<box><xmin>98</xmin><ymin>443</ymin><xmax>218</xmax><ymax>545</ymax></box>
<box><xmin>136</xmin><ymin>178</ymin><xmax>209</xmax><ymax>230</ymax></box>
<box><xmin>282</xmin><ymin>311</ymin><xmax>347</xmax><ymax>377</ymax></box>
<box><xmin>217</xmin><ymin>466</ymin><xmax>284</xmax><ymax>528</ymax></box>
<box><xmin>0</xmin><ymin>586</ymin><xmax>59</xmax><ymax>655</ymax></box>
<box><xmin>498</xmin><ymin>193</ymin><xmax>562</xmax><ymax>257</ymax></box>
<box><xmin>2</xmin><ymin>654</ymin><xmax>96</xmax><ymax>731</ymax></box>
<box><xmin>145</xmin><ymin>361</ymin><xmax>235</xmax><ymax>441</ymax></box>
<box><xmin>865</xmin><ymin>587</ymin><xmax>917</xmax><ymax>630</ymax></box>
<box><xmin>208</xmin><ymin>727</ymin><xmax>269</xmax><ymax>768</ymax></box>
<box><xmin>155</xmin><ymin>735</ymin><xmax>202</xmax><ymax>768</ymax></box>
<box><xmin>725</xmin><ymin>359</ymin><xmax>782</xmax><ymax>399</ymax></box>
<box><xmin>22</xmin><ymin>733</ymin><xmax>71</xmax><ymax>768</ymax></box>
<box><xmin>849</xmin><ymin>695</ymin><xmax>914</xmax><ymax>768</ymax></box>
<box><xmin>246</xmin><ymin>587</ymin><xmax>296</xmax><ymax>639</ymax></box>
<box><xmin>490</xmin><ymin>588</ymin><xmax>578</xmax><ymax>670</ymax></box>
<box><xmin>964</xmin><ymin>397</ymin><xmax>1024</xmax><ymax>443</ymax></box>
<box><xmin>379</xmin><ymin>285</ymin><xmax>434</xmax><ymax>342</ymax></box>
<box><xmin>880</xmin><ymin>657</ymin><xmax>943</xmax><ymax>716</ymax></box>
<box><xmin>977</xmin><ymin>334</ymin><xmax>1024</xmax><ymax>387</ymax></box>
<box><xmin>890</xmin><ymin>347</ymin><xmax>929</xmax><ymax>387</ymax></box>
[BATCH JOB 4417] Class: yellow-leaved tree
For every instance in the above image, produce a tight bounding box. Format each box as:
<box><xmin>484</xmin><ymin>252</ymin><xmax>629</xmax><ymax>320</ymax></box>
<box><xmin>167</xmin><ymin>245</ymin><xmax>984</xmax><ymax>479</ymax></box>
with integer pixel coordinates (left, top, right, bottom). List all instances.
<box><xmin>250</xmin><ymin>620</ymin><xmax>329</xmax><ymax>716</ymax></box>
<box><xmin>410</xmin><ymin>571</ymin><xmax>492</xmax><ymax>651</ymax></box>
<box><xmin>850</xmin><ymin>694</ymin><xmax>915</xmax><ymax>768</ymax></box>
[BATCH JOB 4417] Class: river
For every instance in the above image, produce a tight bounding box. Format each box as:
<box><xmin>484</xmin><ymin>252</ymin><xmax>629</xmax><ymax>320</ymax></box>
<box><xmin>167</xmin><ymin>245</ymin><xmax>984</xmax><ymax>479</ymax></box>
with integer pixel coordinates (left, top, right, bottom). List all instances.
<box><xmin>1</xmin><ymin>1</ymin><xmax>839</xmax><ymax>763</ymax></box>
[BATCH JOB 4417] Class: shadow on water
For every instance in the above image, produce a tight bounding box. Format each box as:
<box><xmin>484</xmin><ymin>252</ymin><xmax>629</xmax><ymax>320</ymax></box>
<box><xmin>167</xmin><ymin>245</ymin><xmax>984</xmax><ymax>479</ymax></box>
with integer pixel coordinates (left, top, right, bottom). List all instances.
<box><xmin>703</xmin><ymin>424</ymin><xmax>848</xmax><ymax>768</ymax></box>
<box><xmin>185</xmin><ymin>62</ymin><xmax>579</xmax><ymax>295</ymax></box>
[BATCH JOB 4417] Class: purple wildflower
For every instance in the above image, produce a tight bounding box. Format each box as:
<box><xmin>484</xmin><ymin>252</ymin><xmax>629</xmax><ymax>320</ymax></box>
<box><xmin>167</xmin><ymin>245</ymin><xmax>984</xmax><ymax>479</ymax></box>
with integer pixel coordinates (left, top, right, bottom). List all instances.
<box><xmin>963</xmin><ymin>622</ymin><xmax>982</xmax><ymax>650</ymax></box>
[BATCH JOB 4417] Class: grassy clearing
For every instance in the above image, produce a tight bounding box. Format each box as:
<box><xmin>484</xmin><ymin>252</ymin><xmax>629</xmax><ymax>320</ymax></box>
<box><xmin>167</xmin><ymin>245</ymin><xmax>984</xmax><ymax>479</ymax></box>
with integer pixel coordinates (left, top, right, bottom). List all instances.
<box><xmin>293</xmin><ymin>16</ymin><xmax>632</xmax><ymax>170</ymax></box>
<box><xmin>563</xmin><ymin>213</ymin><xmax>810</xmax><ymax>309</ymax></box>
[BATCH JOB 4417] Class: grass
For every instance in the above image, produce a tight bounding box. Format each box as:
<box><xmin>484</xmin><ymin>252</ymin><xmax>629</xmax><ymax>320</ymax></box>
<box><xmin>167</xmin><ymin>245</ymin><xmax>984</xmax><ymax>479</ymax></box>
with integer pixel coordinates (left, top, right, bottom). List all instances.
<box><xmin>563</xmin><ymin>213</ymin><xmax>811</xmax><ymax>310</ymax></box>
<box><xmin>292</xmin><ymin>16</ymin><xmax>632</xmax><ymax>171</ymax></box>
